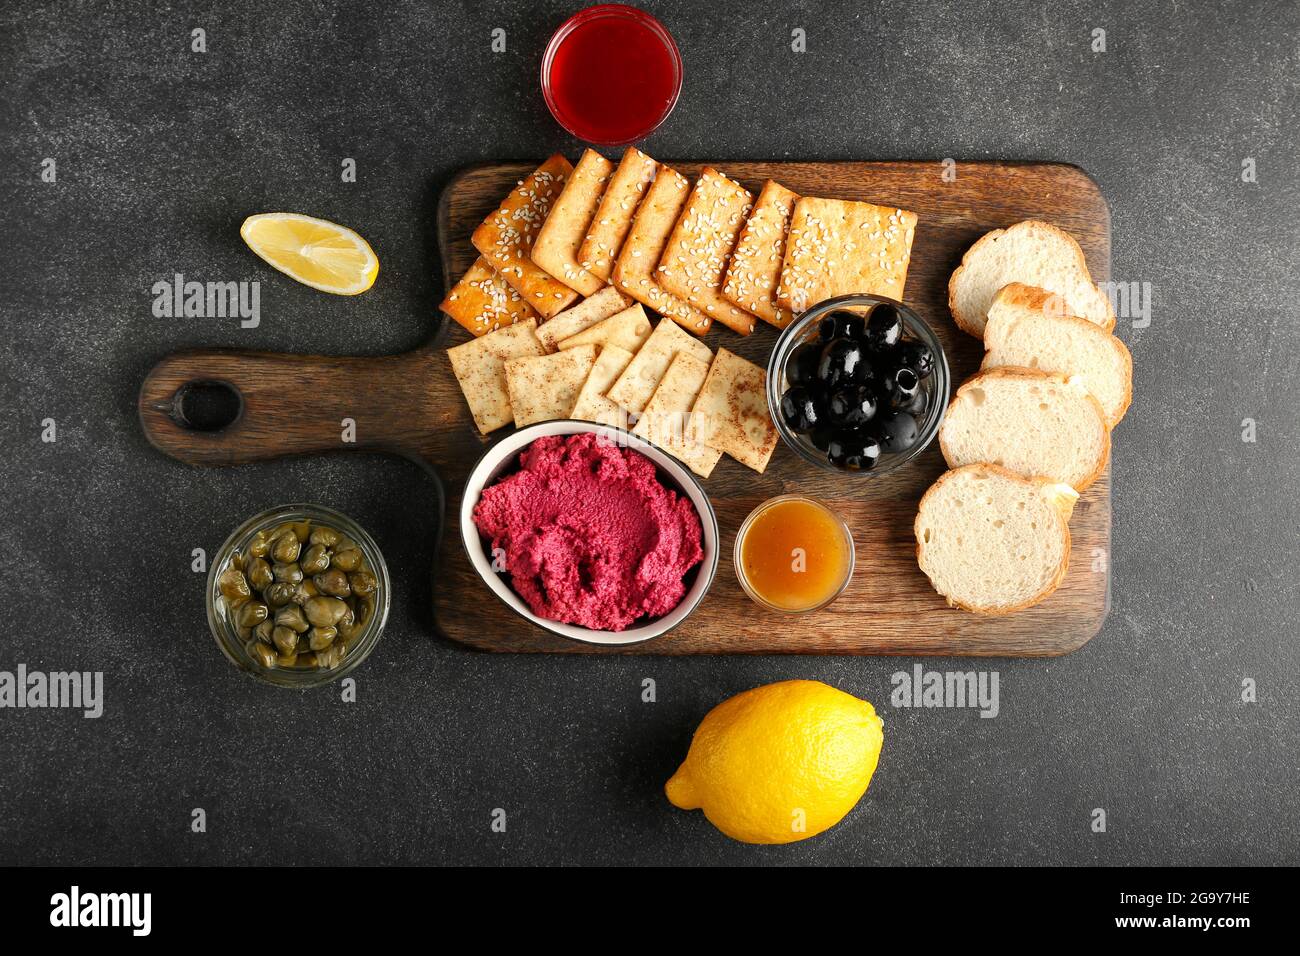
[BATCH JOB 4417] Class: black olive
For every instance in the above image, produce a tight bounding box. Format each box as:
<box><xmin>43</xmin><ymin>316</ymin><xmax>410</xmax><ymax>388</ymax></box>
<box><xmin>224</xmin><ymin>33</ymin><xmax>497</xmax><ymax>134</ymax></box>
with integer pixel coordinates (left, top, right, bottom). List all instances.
<box><xmin>786</xmin><ymin>341</ymin><xmax>822</xmax><ymax>386</ymax></box>
<box><xmin>879</xmin><ymin>366</ymin><xmax>922</xmax><ymax>410</ymax></box>
<box><xmin>808</xmin><ymin>423</ymin><xmax>834</xmax><ymax>451</ymax></box>
<box><xmin>874</xmin><ymin>411</ymin><xmax>920</xmax><ymax>453</ymax></box>
<box><xmin>896</xmin><ymin>341</ymin><xmax>935</xmax><ymax>379</ymax></box>
<box><xmin>854</xmin><ymin>358</ymin><xmax>880</xmax><ymax>390</ymax></box>
<box><xmin>818</xmin><ymin>310</ymin><xmax>867</xmax><ymax>342</ymax></box>
<box><xmin>896</xmin><ymin>386</ymin><xmax>928</xmax><ymax>417</ymax></box>
<box><xmin>827</xmin><ymin>431</ymin><xmax>882</xmax><ymax>470</ymax></box>
<box><xmin>827</xmin><ymin>385</ymin><xmax>879</xmax><ymax>429</ymax></box>
<box><xmin>779</xmin><ymin>386</ymin><xmax>824</xmax><ymax>433</ymax></box>
<box><xmin>817</xmin><ymin>338</ymin><xmax>867</xmax><ymax>389</ymax></box>
<box><xmin>864</xmin><ymin>305</ymin><xmax>903</xmax><ymax>353</ymax></box>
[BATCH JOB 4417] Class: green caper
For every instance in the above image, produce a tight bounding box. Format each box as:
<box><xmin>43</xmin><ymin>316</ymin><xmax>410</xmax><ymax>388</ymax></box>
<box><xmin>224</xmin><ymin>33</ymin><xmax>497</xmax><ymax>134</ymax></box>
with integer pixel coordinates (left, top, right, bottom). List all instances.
<box><xmin>251</xmin><ymin>642</ymin><xmax>277</xmax><ymax>668</ymax></box>
<box><xmin>331</xmin><ymin>548</ymin><xmax>362</xmax><ymax>572</ymax></box>
<box><xmin>246</xmin><ymin>557</ymin><xmax>273</xmax><ymax>591</ymax></box>
<box><xmin>271</xmin><ymin>531</ymin><xmax>301</xmax><ymax>564</ymax></box>
<box><xmin>248</xmin><ymin>530</ymin><xmax>274</xmax><ymax>558</ymax></box>
<box><xmin>304</xmin><ymin>595</ymin><xmax>349</xmax><ymax>627</ymax></box>
<box><xmin>218</xmin><ymin>568</ymin><xmax>252</xmax><ymax>606</ymax></box>
<box><xmin>235</xmin><ymin>601</ymin><xmax>269</xmax><ymax>629</ymax></box>
<box><xmin>308</xmin><ymin>625</ymin><xmax>337</xmax><ymax>651</ymax></box>
<box><xmin>315</xmin><ymin>644</ymin><xmax>341</xmax><ymax>669</ymax></box>
<box><xmin>264</xmin><ymin>582</ymin><xmax>296</xmax><ymax>607</ymax></box>
<box><xmin>253</xmin><ymin>619</ymin><xmax>275</xmax><ymax>645</ymax></box>
<box><xmin>349</xmin><ymin>571</ymin><xmax>378</xmax><ymax>597</ymax></box>
<box><xmin>301</xmin><ymin>545</ymin><xmax>330</xmax><ymax>575</ymax></box>
<box><xmin>310</xmin><ymin>527</ymin><xmax>340</xmax><ymax>548</ymax></box>
<box><xmin>291</xmin><ymin>579</ymin><xmax>319</xmax><ymax>605</ymax></box>
<box><xmin>276</xmin><ymin>650</ymin><xmax>299</xmax><ymax>668</ymax></box>
<box><xmin>272</xmin><ymin>562</ymin><xmax>303</xmax><ymax>585</ymax></box>
<box><xmin>275</xmin><ymin>604</ymin><xmax>309</xmax><ymax>633</ymax></box>
<box><xmin>272</xmin><ymin>625</ymin><xmax>299</xmax><ymax>655</ymax></box>
<box><xmin>314</xmin><ymin>568</ymin><xmax>351</xmax><ymax>597</ymax></box>
<box><xmin>335</xmin><ymin>603</ymin><xmax>358</xmax><ymax>639</ymax></box>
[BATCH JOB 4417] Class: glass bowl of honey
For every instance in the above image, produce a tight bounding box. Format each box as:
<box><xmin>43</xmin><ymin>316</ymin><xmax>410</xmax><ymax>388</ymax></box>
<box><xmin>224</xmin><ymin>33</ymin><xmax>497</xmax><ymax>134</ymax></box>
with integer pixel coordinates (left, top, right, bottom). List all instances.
<box><xmin>734</xmin><ymin>495</ymin><xmax>855</xmax><ymax>614</ymax></box>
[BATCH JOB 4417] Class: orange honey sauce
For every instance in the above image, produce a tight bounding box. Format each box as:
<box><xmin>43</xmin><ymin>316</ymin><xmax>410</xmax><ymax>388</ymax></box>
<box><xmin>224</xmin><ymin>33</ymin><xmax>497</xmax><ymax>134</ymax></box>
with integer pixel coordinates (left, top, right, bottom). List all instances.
<box><xmin>735</xmin><ymin>496</ymin><xmax>855</xmax><ymax>612</ymax></box>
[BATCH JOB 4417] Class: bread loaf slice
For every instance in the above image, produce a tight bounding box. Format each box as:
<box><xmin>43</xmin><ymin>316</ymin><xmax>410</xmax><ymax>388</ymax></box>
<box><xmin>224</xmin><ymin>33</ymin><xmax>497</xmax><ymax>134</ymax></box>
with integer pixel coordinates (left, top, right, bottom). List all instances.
<box><xmin>914</xmin><ymin>463</ymin><xmax>1078</xmax><ymax>614</ymax></box>
<box><xmin>939</xmin><ymin>368</ymin><xmax>1110</xmax><ymax>491</ymax></box>
<box><xmin>948</xmin><ymin>220</ymin><xmax>1115</xmax><ymax>338</ymax></box>
<box><xmin>983</xmin><ymin>282</ymin><xmax>1133</xmax><ymax>427</ymax></box>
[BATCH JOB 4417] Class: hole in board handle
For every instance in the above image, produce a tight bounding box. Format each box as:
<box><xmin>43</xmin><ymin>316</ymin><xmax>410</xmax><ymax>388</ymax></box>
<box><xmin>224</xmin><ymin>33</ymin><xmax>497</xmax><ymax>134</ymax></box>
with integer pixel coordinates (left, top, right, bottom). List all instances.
<box><xmin>170</xmin><ymin>381</ymin><xmax>243</xmax><ymax>432</ymax></box>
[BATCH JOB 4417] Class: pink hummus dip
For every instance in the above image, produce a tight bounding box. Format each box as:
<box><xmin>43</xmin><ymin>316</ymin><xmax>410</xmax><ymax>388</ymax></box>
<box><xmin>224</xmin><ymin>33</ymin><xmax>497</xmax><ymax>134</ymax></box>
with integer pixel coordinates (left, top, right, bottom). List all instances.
<box><xmin>472</xmin><ymin>433</ymin><xmax>704</xmax><ymax>631</ymax></box>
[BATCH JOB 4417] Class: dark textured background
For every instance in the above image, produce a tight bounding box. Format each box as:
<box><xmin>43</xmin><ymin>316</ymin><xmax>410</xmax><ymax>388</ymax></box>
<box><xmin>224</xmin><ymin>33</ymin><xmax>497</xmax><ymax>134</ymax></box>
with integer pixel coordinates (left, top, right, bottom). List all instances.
<box><xmin>1</xmin><ymin>0</ymin><xmax>1296</xmax><ymax>865</ymax></box>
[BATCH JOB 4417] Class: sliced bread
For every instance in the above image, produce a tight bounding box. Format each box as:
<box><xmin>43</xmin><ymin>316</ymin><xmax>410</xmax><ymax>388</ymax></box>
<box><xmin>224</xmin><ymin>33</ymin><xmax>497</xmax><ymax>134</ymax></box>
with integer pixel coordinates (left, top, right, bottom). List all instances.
<box><xmin>948</xmin><ymin>220</ymin><xmax>1115</xmax><ymax>338</ymax></box>
<box><xmin>983</xmin><ymin>282</ymin><xmax>1133</xmax><ymax>427</ymax></box>
<box><xmin>939</xmin><ymin>368</ymin><xmax>1110</xmax><ymax>491</ymax></box>
<box><xmin>914</xmin><ymin>463</ymin><xmax>1079</xmax><ymax>614</ymax></box>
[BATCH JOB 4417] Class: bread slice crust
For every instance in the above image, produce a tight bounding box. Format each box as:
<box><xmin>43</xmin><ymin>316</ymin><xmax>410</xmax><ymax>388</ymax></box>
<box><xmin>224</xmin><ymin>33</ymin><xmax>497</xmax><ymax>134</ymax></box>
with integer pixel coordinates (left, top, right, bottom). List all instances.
<box><xmin>914</xmin><ymin>463</ymin><xmax>1077</xmax><ymax>615</ymax></box>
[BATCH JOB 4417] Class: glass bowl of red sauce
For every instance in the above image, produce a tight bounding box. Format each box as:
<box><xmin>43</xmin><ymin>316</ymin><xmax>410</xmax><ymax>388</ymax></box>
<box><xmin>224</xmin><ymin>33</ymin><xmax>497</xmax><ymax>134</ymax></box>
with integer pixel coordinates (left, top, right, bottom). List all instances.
<box><xmin>541</xmin><ymin>4</ymin><xmax>683</xmax><ymax>146</ymax></box>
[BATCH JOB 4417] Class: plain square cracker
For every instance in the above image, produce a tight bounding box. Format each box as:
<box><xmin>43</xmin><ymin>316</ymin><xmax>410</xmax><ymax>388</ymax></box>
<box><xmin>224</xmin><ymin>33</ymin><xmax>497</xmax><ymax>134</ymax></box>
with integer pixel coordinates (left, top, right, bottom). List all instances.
<box><xmin>656</xmin><ymin>167</ymin><xmax>759</xmax><ymax>335</ymax></box>
<box><xmin>691</xmin><ymin>348</ymin><xmax>778</xmax><ymax>473</ymax></box>
<box><xmin>632</xmin><ymin>353</ymin><xmax>721</xmax><ymax>478</ymax></box>
<box><xmin>504</xmin><ymin>345</ymin><xmax>597</xmax><ymax>427</ymax></box>
<box><xmin>570</xmin><ymin>392</ymin><xmax>632</xmax><ymax>430</ymax></box>
<box><xmin>606</xmin><ymin>317</ymin><xmax>712</xmax><ymax>416</ymax></box>
<box><xmin>612</xmin><ymin>165</ymin><xmax>714</xmax><ymax>335</ymax></box>
<box><xmin>557</xmin><ymin>303</ymin><xmax>653</xmax><ymax>353</ymax></box>
<box><xmin>570</xmin><ymin>345</ymin><xmax>636</xmax><ymax>429</ymax></box>
<box><xmin>579</xmin><ymin>147</ymin><xmax>657</xmax><ymax>281</ymax></box>
<box><xmin>535</xmin><ymin>285</ymin><xmax>630</xmax><ymax>352</ymax></box>
<box><xmin>471</xmin><ymin>154</ymin><xmax>578</xmax><ymax>319</ymax></box>
<box><xmin>722</xmin><ymin>180</ymin><xmax>799</xmax><ymax>329</ymax></box>
<box><xmin>447</xmin><ymin>318</ymin><xmax>546</xmax><ymax>433</ymax></box>
<box><xmin>776</xmin><ymin>197</ymin><xmax>917</xmax><ymax>313</ymax></box>
<box><xmin>531</xmin><ymin>148</ymin><xmax>612</xmax><ymax>297</ymax></box>
<box><xmin>439</xmin><ymin>256</ymin><xmax>540</xmax><ymax>337</ymax></box>
<box><xmin>579</xmin><ymin>345</ymin><xmax>636</xmax><ymax>399</ymax></box>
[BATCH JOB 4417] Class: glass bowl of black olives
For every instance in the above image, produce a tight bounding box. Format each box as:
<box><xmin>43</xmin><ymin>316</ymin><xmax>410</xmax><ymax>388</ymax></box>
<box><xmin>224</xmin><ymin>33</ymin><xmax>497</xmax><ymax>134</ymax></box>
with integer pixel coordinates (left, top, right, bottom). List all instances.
<box><xmin>206</xmin><ymin>504</ymin><xmax>390</xmax><ymax>688</ymax></box>
<box><xmin>768</xmin><ymin>294</ymin><xmax>950</xmax><ymax>475</ymax></box>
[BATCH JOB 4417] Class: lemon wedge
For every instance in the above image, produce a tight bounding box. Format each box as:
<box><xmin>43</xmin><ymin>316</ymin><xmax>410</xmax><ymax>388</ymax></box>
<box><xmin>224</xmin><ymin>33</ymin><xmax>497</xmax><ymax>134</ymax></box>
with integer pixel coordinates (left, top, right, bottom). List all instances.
<box><xmin>240</xmin><ymin>213</ymin><xmax>378</xmax><ymax>295</ymax></box>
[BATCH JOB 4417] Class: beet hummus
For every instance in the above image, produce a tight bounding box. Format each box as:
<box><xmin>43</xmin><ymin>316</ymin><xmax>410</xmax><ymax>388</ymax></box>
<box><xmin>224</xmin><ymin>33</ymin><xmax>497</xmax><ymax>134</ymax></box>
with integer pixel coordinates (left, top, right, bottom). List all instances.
<box><xmin>472</xmin><ymin>433</ymin><xmax>704</xmax><ymax>631</ymax></box>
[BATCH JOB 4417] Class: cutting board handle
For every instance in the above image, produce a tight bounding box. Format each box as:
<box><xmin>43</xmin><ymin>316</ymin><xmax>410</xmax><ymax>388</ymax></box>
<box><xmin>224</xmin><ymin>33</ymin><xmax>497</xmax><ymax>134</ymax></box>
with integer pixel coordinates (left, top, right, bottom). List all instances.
<box><xmin>137</xmin><ymin>347</ymin><xmax>458</xmax><ymax>474</ymax></box>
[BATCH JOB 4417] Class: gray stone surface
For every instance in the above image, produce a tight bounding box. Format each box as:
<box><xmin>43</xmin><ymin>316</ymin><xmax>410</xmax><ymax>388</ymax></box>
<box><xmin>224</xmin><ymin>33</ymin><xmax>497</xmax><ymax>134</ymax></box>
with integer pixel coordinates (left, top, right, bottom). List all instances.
<box><xmin>0</xmin><ymin>0</ymin><xmax>1296</xmax><ymax>865</ymax></box>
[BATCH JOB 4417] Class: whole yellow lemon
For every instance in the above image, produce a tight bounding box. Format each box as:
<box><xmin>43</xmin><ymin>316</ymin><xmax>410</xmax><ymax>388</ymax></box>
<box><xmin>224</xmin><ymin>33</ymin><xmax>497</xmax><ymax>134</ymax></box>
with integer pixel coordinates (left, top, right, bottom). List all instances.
<box><xmin>665</xmin><ymin>680</ymin><xmax>884</xmax><ymax>844</ymax></box>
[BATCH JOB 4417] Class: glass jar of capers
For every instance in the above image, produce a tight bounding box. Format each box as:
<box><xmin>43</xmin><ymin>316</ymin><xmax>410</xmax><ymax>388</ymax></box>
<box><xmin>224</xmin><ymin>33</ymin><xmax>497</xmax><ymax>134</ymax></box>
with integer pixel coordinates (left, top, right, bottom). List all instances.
<box><xmin>206</xmin><ymin>504</ymin><xmax>390</xmax><ymax>688</ymax></box>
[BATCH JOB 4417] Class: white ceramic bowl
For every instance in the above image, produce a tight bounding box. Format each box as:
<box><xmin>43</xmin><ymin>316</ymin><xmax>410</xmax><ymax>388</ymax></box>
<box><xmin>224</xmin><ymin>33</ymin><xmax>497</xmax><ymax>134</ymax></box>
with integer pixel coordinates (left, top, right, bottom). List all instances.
<box><xmin>459</xmin><ymin>420</ymin><xmax>719</xmax><ymax>647</ymax></box>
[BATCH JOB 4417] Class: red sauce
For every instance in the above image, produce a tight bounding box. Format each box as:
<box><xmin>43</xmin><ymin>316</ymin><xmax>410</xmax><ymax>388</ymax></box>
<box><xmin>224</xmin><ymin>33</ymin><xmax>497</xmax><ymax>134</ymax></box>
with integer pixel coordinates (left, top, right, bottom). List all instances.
<box><xmin>543</xmin><ymin>5</ymin><xmax>682</xmax><ymax>145</ymax></box>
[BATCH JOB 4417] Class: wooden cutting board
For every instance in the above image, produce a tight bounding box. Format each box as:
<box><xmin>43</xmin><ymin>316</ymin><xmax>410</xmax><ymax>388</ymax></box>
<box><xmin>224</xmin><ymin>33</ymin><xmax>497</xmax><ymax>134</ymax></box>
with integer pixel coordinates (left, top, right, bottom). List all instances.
<box><xmin>139</xmin><ymin>160</ymin><xmax>1111</xmax><ymax>655</ymax></box>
